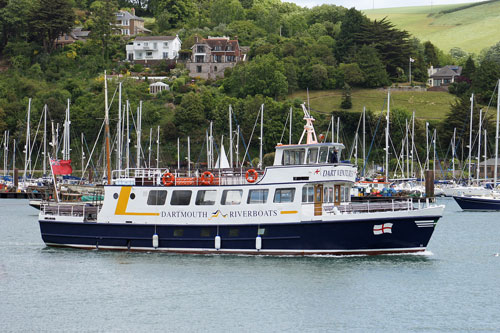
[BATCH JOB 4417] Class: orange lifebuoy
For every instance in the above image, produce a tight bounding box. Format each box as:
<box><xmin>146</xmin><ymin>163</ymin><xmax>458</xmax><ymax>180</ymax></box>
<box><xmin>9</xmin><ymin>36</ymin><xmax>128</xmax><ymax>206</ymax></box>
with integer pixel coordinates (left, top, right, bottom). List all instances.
<box><xmin>162</xmin><ymin>172</ymin><xmax>175</xmax><ymax>186</ymax></box>
<box><xmin>245</xmin><ymin>169</ymin><xmax>258</xmax><ymax>183</ymax></box>
<box><xmin>200</xmin><ymin>171</ymin><xmax>214</xmax><ymax>185</ymax></box>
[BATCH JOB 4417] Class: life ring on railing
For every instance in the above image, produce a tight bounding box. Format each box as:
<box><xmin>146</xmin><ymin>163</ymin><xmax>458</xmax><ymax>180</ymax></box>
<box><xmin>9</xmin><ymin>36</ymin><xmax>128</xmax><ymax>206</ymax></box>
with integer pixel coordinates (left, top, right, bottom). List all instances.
<box><xmin>245</xmin><ymin>169</ymin><xmax>258</xmax><ymax>183</ymax></box>
<box><xmin>200</xmin><ymin>171</ymin><xmax>214</xmax><ymax>185</ymax></box>
<box><xmin>162</xmin><ymin>172</ymin><xmax>175</xmax><ymax>186</ymax></box>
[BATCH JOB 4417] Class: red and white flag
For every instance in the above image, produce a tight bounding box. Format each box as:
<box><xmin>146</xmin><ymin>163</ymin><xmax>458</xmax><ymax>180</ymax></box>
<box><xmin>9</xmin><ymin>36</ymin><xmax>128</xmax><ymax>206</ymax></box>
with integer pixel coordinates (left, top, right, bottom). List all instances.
<box><xmin>373</xmin><ymin>223</ymin><xmax>393</xmax><ymax>235</ymax></box>
<box><xmin>50</xmin><ymin>159</ymin><xmax>73</xmax><ymax>175</ymax></box>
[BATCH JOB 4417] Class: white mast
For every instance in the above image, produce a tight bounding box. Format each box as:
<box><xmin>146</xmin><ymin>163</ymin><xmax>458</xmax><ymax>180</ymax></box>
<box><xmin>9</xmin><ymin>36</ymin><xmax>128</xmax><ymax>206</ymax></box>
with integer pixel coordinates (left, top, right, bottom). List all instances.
<box><xmin>259</xmin><ymin>104</ymin><xmax>263</xmax><ymax>169</ymax></box>
<box><xmin>289</xmin><ymin>107</ymin><xmax>292</xmax><ymax>145</ymax></box>
<box><xmin>229</xmin><ymin>105</ymin><xmax>233</xmax><ymax>168</ymax></box>
<box><xmin>236</xmin><ymin>125</ymin><xmax>240</xmax><ymax>167</ymax></box>
<box><xmin>43</xmin><ymin>105</ymin><xmax>47</xmax><ymax>176</ymax></box>
<box><xmin>210</xmin><ymin>121</ymin><xmax>214</xmax><ymax>169</ymax></box>
<box><xmin>426</xmin><ymin>122</ymin><xmax>429</xmax><ymax>170</ymax></box>
<box><xmin>468</xmin><ymin>93</ymin><xmax>474</xmax><ymax>186</ymax></box>
<box><xmin>331</xmin><ymin>116</ymin><xmax>334</xmax><ymax>143</ymax></box>
<box><xmin>104</xmin><ymin>71</ymin><xmax>111</xmax><ymax>184</ymax></box>
<box><xmin>187</xmin><ymin>136</ymin><xmax>191</xmax><ymax>176</ymax></box>
<box><xmin>156</xmin><ymin>125</ymin><xmax>160</xmax><ymax>169</ymax></box>
<box><xmin>484</xmin><ymin>129</ymin><xmax>487</xmax><ymax>181</ymax></box>
<box><xmin>126</xmin><ymin>101</ymin><xmax>130</xmax><ymax>175</ymax></box>
<box><xmin>206</xmin><ymin>130</ymin><xmax>210</xmax><ymax>169</ymax></box>
<box><xmin>477</xmin><ymin>109</ymin><xmax>482</xmax><ymax>184</ymax></box>
<box><xmin>177</xmin><ymin>137</ymin><xmax>180</xmax><ymax>170</ymax></box>
<box><xmin>433</xmin><ymin>128</ymin><xmax>436</xmax><ymax>177</ymax></box>
<box><xmin>23</xmin><ymin>98</ymin><xmax>31</xmax><ymax>183</ymax></box>
<box><xmin>336</xmin><ymin>117</ymin><xmax>340</xmax><ymax>143</ymax></box>
<box><xmin>3</xmin><ymin>130</ymin><xmax>8</xmax><ymax>177</ymax></box>
<box><xmin>411</xmin><ymin>111</ymin><xmax>415</xmax><ymax>177</ymax></box>
<box><xmin>406</xmin><ymin>118</ymin><xmax>409</xmax><ymax>178</ymax></box>
<box><xmin>495</xmin><ymin>80</ymin><xmax>500</xmax><ymax>188</ymax></box>
<box><xmin>148</xmin><ymin>127</ymin><xmax>152</xmax><ymax>168</ymax></box>
<box><xmin>136</xmin><ymin>102</ymin><xmax>142</xmax><ymax>169</ymax></box>
<box><xmin>385</xmin><ymin>90</ymin><xmax>390</xmax><ymax>181</ymax></box>
<box><xmin>117</xmin><ymin>82</ymin><xmax>122</xmax><ymax>170</ymax></box>
<box><xmin>81</xmin><ymin>132</ymin><xmax>85</xmax><ymax>181</ymax></box>
<box><xmin>452</xmin><ymin>128</ymin><xmax>456</xmax><ymax>180</ymax></box>
<box><xmin>363</xmin><ymin>106</ymin><xmax>366</xmax><ymax>175</ymax></box>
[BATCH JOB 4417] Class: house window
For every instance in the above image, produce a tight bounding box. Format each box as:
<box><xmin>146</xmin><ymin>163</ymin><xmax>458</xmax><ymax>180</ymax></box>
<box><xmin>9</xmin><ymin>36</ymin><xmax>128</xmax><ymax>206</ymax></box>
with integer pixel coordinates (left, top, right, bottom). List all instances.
<box><xmin>247</xmin><ymin>189</ymin><xmax>268</xmax><ymax>204</ymax></box>
<box><xmin>226</xmin><ymin>55</ymin><xmax>235</xmax><ymax>62</ymax></box>
<box><xmin>146</xmin><ymin>51</ymin><xmax>153</xmax><ymax>58</ymax></box>
<box><xmin>226</xmin><ymin>45</ymin><xmax>233</xmax><ymax>51</ymax></box>
<box><xmin>274</xmin><ymin>188</ymin><xmax>295</xmax><ymax>203</ymax></box>
<box><xmin>122</xmin><ymin>29</ymin><xmax>129</xmax><ymax>35</ymax></box>
<box><xmin>195</xmin><ymin>55</ymin><xmax>204</xmax><ymax>63</ymax></box>
<box><xmin>214</xmin><ymin>45</ymin><xmax>222</xmax><ymax>51</ymax></box>
<box><xmin>163</xmin><ymin>42</ymin><xmax>169</xmax><ymax>48</ymax></box>
<box><xmin>147</xmin><ymin>190</ymin><xmax>167</xmax><ymax>205</ymax></box>
<box><xmin>214</xmin><ymin>66</ymin><xmax>218</xmax><ymax>72</ymax></box>
<box><xmin>153</xmin><ymin>42</ymin><xmax>157</xmax><ymax>49</ymax></box>
<box><xmin>197</xmin><ymin>66</ymin><xmax>202</xmax><ymax>73</ymax></box>
<box><xmin>144</xmin><ymin>42</ymin><xmax>149</xmax><ymax>47</ymax></box>
<box><xmin>195</xmin><ymin>190</ymin><xmax>217</xmax><ymax>205</ymax></box>
<box><xmin>221</xmin><ymin>190</ymin><xmax>243</xmax><ymax>205</ymax></box>
<box><xmin>163</xmin><ymin>52</ymin><xmax>169</xmax><ymax>59</ymax></box>
<box><xmin>136</xmin><ymin>43</ymin><xmax>141</xmax><ymax>46</ymax></box>
<box><xmin>196</xmin><ymin>45</ymin><xmax>205</xmax><ymax>53</ymax></box>
<box><xmin>137</xmin><ymin>52</ymin><xmax>143</xmax><ymax>59</ymax></box>
<box><xmin>170</xmin><ymin>190</ymin><xmax>192</xmax><ymax>205</ymax></box>
<box><xmin>214</xmin><ymin>55</ymin><xmax>222</xmax><ymax>63</ymax></box>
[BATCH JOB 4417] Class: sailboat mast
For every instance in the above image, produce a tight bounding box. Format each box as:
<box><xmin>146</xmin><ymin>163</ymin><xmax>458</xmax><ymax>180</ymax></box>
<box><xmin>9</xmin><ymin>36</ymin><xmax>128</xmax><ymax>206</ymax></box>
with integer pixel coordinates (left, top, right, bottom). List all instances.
<box><xmin>468</xmin><ymin>93</ymin><xmax>474</xmax><ymax>185</ymax></box>
<box><xmin>452</xmin><ymin>127</ymin><xmax>456</xmax><ymax>180</ymax></box>
<box><xmin>117</xmin><ymin>82</ymin><xmax>122</xmax><ymax>171</ymax></box>
<box><xmin>259</xmin><ymin>104</ymin><xmax>263</xmax><ymax>169</ymax></box>
<box><xmin>363</xmin><ymin>106</ymin><xmax>366</xmax><ymax>176</ymax></box>
<box><xmin>406</xmin><ymin>118</ymin><xmax>409</xmax><ymax>178</ymax></box>
<box><xmin>477</xmin><ymin>109</ymin><xmax>482</xmax><ymax>184</ymax></box>
<box><xmin>81</xmin><ymin>132</ymin><xmax>84</xmax><ymax>181</ymax></box>
<box><xmin>136</xmin><ymin>102</ymin><xmax>142</xmax><ymax>169</ymax></box>
<box><xmin>411</xmin><ymin>111</ymin><xmax>415</xmax><ymax>177</ymax></box>
<box><xmin>156</xmin><ymin>125</ymin><xmax>160</xmax><ymax>169</ymax></box>
<box><xmin>3</xmin><ymin>130</ymin><xmax>8</xmax><ymax>177</ymax></box>
<box><xmin>495</xmin><ymin>81</ymin><xmax>500</xmax><ymax>188</ymax></box>
<box><xmin>289</xmin><ymin>107</ymin><xmax>292</xmax><ymax>145</ymax></box>
<box><xmin>24</xmin><ymin>98</ymin><xmax>31</xmax><ymax>184</ymax></box>
<box><xmin>126</xmin><ymin>101</ymin><xmax>130</xmax><ymax>175</ymax></box>
<box><xmin>425</xmin><ymin>122</ymin><xmax>429</xmax><ymax>170</ymax></box>
<box><xmin>187</xmin><ymin>136</ymin><xmax>191</xmax><ymax>176</ymax></box>
<box><xmin>148</xmin><ymin>127</ymin><xmax>152</xmax><ymax>168</ymax></box>
<box><xmin>484</xmin><ymin>129</ymin><xmax>487</xmax><ymax>181</ymax></box>
<box><xmin>385</xmin><ymin>90</ymin><xmax>390</xmax><ymax>181</ymax></box>
<box><xmin>433</xmin><ymin>128</ymin><xmax>436</xmax><ymax>177</ymax></box>
<box><xmin>104</xmin><ymin>71</ymin><xmax>112</xmax><ymax>185</ymax></box>
<box><xmin>229</xmin><ymin>105</ymin><xmax>233</xmax><ymax>168</ymax></box>
<box><xmin>43</xmin><ymin>105</ymin><xmax>47</xmax><ymax>176</ymax></box>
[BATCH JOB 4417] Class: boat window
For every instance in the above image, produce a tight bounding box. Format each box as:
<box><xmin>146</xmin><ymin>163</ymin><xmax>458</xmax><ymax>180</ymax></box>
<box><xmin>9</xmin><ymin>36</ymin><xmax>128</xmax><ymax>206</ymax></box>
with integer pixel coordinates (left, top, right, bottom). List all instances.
<box><xmin>282</xmin><ymin>149</ymin><xmax>305</xmax><ymax>165</ymax></box>
<box><xmin>328</xmin><ymin>147</ymin><xmax>339</xmax><ymax>164</ymax></box>
<box><xmin>318</xmin><ymin>147</ymin><xmax>328</xmax><ymax>163</ymax></box>
<box><xmin>274</xmin><ymin>188</ymin><xmax>295</xmax><ymax>203</ymax></box>
<box><xmin>302</xmin><ymin>186</ymin><xmax>314</xmax><ymax>203</ymax></box>
<box><xmin>200</xmin><ymin>229</ymin><xmax>211</xmax><ymax>237</ymax></box>
<box><xmin>147</xmin><ymin>190</ymin><xmax>167</xmax><ymax>205</ymax></box>
<box><xmin>170</xmin><ymin>190</ymin><xmax>192</xmax><ymax>205</ymax></box>
<box><xmin>323</xmin><ymin>186</ymin><xmax>334</xmax><ymax>203</ymax></box>
<box><xmin>247</xmin><ymin>189</ymin><xmax>269</xmax><ymax>204</ymax></box>
<box><xmin>307</xmin><ymin>148</ymin><xmax>318</xmax><ymax>164</ymax></box>
<box><xmin>173</xmin><ymin>229</ymin><xmax>184</xmax><ymax>237</ymax></box>
<box><xmin>258</xmin><ymin>228</ymin><xmax>266</xmax><ymax>236</ymax></box>
<box><xmin>229</xmin><ymin>229</ymin><xmax>239</xmax><ymax>237</ymax></box>
<box><xmin>195</xmin><ymin>190</ymin><xmax>217</xmax><ymax>205</ymax></box>
<box><xmin>221</xmin><ymin>190</ymin><xmax>243</xmax><ymax>205</ymax></box>
<box><xmin>342</xmin><ymin>186</ymin><xmax>351</xmax><ymax>202</ymax></box>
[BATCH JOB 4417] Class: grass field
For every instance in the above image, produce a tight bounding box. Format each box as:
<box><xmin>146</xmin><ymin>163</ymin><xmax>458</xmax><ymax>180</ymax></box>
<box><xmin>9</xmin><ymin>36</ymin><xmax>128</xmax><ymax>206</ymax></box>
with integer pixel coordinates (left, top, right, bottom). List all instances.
<box><xmin>289</xmin><ymin>89</ymin><xmax>458</xmax><ymax>120</ymax></box>
<box><xmin>363</xmin><ymin>1</ymin><xmax>500</xmax><ymax>54</ymax></box>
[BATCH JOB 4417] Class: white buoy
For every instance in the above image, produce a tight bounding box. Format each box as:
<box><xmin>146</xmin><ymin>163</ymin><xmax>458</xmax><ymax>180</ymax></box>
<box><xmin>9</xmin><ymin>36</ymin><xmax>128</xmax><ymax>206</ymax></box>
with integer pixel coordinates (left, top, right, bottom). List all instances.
<box><xmin>215</xmin><ymin>235</ymin><xmax>221</xmax><ymax>250</ymax></box>
<box><xmin>256</xmin><ymin>236</ymin><xmax>262</xmax><ymax>251</ymax></box>
<box><xmin>152</xmin><ymin>234</ymin><xmax>159</xmax><ymax>248</ymax></box>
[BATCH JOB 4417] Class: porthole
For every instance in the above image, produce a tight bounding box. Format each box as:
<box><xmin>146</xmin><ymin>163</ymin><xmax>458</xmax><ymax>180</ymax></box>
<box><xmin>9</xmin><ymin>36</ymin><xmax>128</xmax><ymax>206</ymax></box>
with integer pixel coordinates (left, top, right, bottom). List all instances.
<box><xmin>130</xmin><ymin>193</ymin><xmax>136</xmax><ymax>200</ymax></box>
<box><xmin>113</xmin><ymin>193</ymin><xmax>119</xmax><ymax>199</ymax></box>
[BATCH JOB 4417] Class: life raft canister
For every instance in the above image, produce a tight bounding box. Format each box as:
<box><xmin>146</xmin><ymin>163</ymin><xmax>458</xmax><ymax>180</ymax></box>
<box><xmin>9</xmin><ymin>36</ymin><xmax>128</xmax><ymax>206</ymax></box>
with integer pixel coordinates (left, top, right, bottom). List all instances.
<box><xmin>245</xmin><ymin>169</ymin><xmax>258</xmax><ymax>183</ymax></box>
<box><xmin>162</xmin><ymin>172</ymin><xmax>175</xmax><ymax>186</ymax></box>
<box><xmin>200</xmin><ymin>171</ymin><xmax>214</xmax><ymax>185</ymax></box>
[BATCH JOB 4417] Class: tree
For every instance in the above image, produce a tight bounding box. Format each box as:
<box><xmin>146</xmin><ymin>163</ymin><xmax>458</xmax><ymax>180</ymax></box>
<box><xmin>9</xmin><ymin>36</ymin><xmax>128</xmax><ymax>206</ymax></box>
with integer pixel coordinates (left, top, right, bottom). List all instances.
<box><xmin>340</xmin><ymin>83</ymin><xmax>352</xmax><ymax>109</ymax></box>
<box><xmin>89</xmin><ymin>0</ymin><xmax>118</xmax><ymax>60</ymax></box>
<box><xmin>355</xmin><ymin>45</ymin><xmax>390</xmax><ymax>88</ymax></box>
<box><xmin>29</xmin><ymin>0</ymin><xmax>75</xmax><ymax>54</ymax></box>
<box><xmin>461</xmin><ymin>56</ymin><xmax>476</xmax><ymax>79</ymax></box>
<box><xmin>338</xmin><ymin>63</ymin><xmax>364</xmax><ymax>87</ymax></box>
<box><xmin>224</xmin><ymin>54</ymin><xmax>288</xmax><ymax>99</ymax></box>
<box><xmin>423</xmin><ymin>41</ymin><xmax>439</xmax><ymax>66</ymax></box>
<box><xmin>0</xmin><ymin>0</ymin><xmax>34</xmax><ymax>52</ymax></box>
<box><xmin>174</xmin><ymin>92</ymin><xmax>207</xmax><ymax>134</ymax></box>
<box><xmin>471</xmin><ymin>59</ymin><xmax>500</xmax><ymax>104</ymax></box>
<box><xmin>210</xmin><ymin>0</ymin><xmax>245</xmax><ymax>25</ymax></box>
<box><xmin>154</xmin><ymin>0</ymin><xmax>197</xmax><ymax>29</ymax></box>
<box><xmin>336</xmin><ymin>7</ymin><xmax>367</xmax><ymax>62</ymax></box>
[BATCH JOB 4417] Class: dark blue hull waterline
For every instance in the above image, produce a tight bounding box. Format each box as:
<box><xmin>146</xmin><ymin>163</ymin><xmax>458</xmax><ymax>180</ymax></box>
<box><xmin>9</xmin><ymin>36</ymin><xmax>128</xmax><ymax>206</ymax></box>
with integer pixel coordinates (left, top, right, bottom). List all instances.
<box><xmin>453</xmin><ymin>195</ymin><xmax>500</xmax><ymax>211</ymax></box>
<box><xmin>39</xmin><ymin>215</ymin><xmax>439</xmax><ymax>255</ymax></box>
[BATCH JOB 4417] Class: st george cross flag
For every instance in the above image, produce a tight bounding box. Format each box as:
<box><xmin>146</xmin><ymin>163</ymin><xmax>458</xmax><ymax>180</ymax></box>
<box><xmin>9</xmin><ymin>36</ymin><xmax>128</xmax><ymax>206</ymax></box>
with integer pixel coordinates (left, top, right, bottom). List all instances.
<box><xmin>410</xmin><ymin>57</ymin><xmax>415</xmax><ymax>63</ymax></box>
<box><xmin>50</xmin><ymin>159</ymin><xmax>73</xmax><ymax>175</ymax></box>
<box><xmin>373</xmin><ymin>223</ymin><xmax>393</xmax><ymax>235</ymax></box>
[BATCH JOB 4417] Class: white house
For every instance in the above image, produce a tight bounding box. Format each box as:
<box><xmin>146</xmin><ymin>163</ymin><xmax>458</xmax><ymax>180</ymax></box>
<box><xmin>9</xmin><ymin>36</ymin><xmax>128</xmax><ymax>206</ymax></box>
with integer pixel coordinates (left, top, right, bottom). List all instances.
<box><xmin>126</xmin><ymin>36</ymin><xmax>182</xmax><ymax>64</ymax></box>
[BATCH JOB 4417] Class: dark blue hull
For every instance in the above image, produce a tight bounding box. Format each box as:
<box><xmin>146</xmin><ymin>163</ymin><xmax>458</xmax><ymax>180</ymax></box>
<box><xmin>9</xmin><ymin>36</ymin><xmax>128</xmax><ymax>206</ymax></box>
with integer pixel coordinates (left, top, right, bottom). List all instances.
<box><xmin>39</xmin><ymin>215</ymin><xmax>440</xmax><ymax>255</ymax></box>
<box><xmin>453</xmin><ymin>195</ymin><xmax>500</xmax><ymax>211</ymax></box>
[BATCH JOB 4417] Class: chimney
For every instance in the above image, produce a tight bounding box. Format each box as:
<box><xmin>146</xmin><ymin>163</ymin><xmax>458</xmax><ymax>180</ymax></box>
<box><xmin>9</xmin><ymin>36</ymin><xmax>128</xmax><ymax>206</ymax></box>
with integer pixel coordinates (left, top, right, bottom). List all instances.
<box><xmin>195</xmin><ymin>35</ymin><xmax>199</xmax><ymax>43</ymax></box>
<box><xmin>131</xmin><ymin>7</ymin><xmax>135</xmax><ymax>16</ymax></box>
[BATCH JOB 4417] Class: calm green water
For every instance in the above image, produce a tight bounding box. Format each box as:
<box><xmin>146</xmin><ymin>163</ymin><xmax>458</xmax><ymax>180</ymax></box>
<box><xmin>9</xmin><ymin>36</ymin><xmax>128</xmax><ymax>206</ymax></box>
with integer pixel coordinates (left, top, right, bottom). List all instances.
<box><xmin>1</xmin><ymin>198</ymin><xmax>500</xmax><ymax>332</ymax></box>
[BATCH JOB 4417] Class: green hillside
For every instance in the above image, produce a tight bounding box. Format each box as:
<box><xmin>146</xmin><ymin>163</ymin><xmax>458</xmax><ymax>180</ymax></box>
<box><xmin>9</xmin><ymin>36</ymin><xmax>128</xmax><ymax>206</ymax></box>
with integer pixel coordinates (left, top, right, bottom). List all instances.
<box><xmin>364</xmin><ymin>1</ymin><xmax>500</xmax><ymax>54</ymax></box>
<box><xmin>290</xmin><ymin>89</ymin><xmax>457</xmax><ymax>120</ymax></box>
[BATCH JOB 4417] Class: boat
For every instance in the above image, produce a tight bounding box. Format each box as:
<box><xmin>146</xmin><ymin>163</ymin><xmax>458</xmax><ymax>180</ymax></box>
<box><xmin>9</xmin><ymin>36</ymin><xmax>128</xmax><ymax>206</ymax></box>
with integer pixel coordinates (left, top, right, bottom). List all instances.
<box><xmin>37</xmin><ymin>104</ymin><xmax>444</xmax><ymax>255</ymax></box>
<box><xmin>453</xmin><ymin>194</ymin><xmax>500</xmax><ymax>211</ymax></box>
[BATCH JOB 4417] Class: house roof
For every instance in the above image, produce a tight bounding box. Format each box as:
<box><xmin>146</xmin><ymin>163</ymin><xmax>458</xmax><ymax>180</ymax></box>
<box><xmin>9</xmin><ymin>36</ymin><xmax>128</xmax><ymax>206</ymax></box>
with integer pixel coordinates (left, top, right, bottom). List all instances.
<box><xmin>72</xmin><ymin>27</ymin><xmax>89</xmax><ymax>38</ymax></box>
<box><xmin>479</xmin><ymin>158</ymin><xmax>500</xmax><ymax>166</ymax></box>
<box><xmin>116</xmin><ymin>10</ymin><xmax>143</xmax><ymax>22</ymax></box>
<box><xmin>431</xmin><ymin>65</ymin><xmax>462</xmax><ymax>78</ymax></box>
<box><xmin>134</xmin><ymin>36</ymin><xmax>177</xmax><ymax>41</ymax></box>
<box><xmin>193</xmin><ymin>37</ymin><xmax>239</xmax><ymax>51</ymax></box>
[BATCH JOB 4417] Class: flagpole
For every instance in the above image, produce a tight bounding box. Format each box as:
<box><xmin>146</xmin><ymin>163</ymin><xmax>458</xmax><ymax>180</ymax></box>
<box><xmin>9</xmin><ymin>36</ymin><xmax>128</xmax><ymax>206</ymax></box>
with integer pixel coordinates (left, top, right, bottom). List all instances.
<box><xmin>49</xmin><ymin>157</ymin><xmax>60</xmax><ymax>203</ymax></box>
